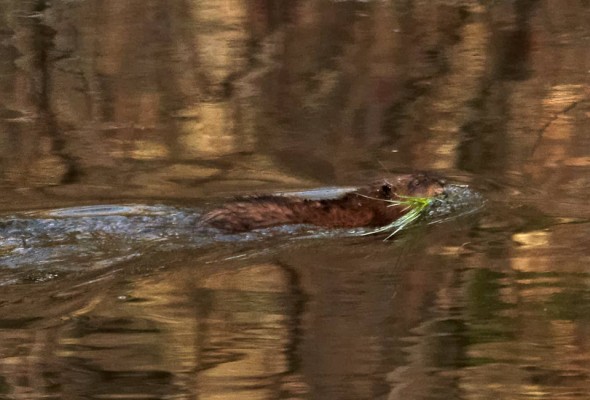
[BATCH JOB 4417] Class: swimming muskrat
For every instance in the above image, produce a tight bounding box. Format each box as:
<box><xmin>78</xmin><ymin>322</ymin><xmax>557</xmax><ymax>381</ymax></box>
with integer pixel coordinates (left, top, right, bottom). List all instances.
<box><xmin>201</xmin><ymin>174</ymin><xmax>447</xmax><ymax>232</ymax></box>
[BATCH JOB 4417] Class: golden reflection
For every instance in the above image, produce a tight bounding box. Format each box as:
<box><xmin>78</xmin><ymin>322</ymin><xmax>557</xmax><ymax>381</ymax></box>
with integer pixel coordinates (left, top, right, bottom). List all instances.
<box><xmin>564</xmin><ymin>157</ymin><xmax>590</xmax><ymax>167</ymax></box>
<box><xmin>542</xmin><ymin>85</ymin><xmax>585</xmax><ymax>112</ymax></box>
<box><xmin>179</xmin><ymin>103</ymin><xmax>237</xmax><ymax>157</ymax></box>
<box><xmin>192</xmin><ymin>0</ymin><xmax>248</xmax><ymax>86</ymax></box>
<box><xmin>412</xmin><ymin>2</ymin><xmax>488</xmax><ymax>170</ymax></box>
<box><xmin>525</xmin><ymin>78</ymin><xmax>587</xmax><ymax>188</ymax></box>
<box><xmin>131</xmin><ymin>140</ymin><xmax>170</xmax><ymax>160</ymax></box>
<box><xmin>116</xmin><ymin>262</ymin><xmax>302</xmax><ymax>400</ymax></box>
<box><xmin>512</xmin><ymin>231</ymin><xmax>550</xmax><ymax>248</ymax></box>
<box><xmin>1</xmin><ymin>0</ymin><xmax>587</xmax><ymax>194</ymax></box>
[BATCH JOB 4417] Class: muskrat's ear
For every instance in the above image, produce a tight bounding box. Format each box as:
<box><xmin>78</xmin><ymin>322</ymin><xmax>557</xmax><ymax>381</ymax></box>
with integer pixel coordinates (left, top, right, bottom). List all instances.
<box><xmin>380</xmin><ymin>183</ymin><xmax>392</xmax><ymax>198</ymax></box>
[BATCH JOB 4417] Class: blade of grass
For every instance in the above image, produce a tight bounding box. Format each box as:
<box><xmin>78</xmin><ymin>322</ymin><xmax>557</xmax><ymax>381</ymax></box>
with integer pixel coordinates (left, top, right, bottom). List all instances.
<box><xmin>358</xmin><ymin>194</ymin><xmax>435</xmax><ymax>240</ymax></box>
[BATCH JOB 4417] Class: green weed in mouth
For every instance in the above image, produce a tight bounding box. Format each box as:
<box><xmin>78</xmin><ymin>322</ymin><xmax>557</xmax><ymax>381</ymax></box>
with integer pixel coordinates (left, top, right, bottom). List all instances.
<box><xmin>362</xmin><ymin>195</ymin><xmax>435</xmax><ymax>240</ymax></box>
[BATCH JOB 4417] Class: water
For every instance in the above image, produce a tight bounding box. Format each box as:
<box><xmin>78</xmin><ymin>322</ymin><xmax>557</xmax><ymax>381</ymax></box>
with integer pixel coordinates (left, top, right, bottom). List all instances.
<box><xmin>0</xmin><ymin>0</ymin><xmax>589</xmax><ymax>399</ymax></box>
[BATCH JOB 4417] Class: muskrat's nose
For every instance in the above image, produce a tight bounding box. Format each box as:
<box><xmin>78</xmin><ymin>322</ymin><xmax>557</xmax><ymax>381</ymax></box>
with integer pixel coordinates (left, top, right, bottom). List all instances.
<box><xmin>428</xmin><ymin>184</ymin><xmax>445</xmax><ymax>197</ymax></box>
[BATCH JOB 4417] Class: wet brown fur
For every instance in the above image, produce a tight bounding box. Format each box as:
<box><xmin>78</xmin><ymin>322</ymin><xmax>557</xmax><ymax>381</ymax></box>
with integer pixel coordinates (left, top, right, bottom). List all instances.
<box><xmin>201</xmin><ymin>174</ymin><xmax>445</xmax><ymax>232</ymax></box>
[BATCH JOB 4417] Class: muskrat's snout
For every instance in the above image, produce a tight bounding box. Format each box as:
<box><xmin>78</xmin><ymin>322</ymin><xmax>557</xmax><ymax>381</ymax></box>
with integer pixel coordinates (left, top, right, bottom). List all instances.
<box><xmin>400</xmin><ymin>173</ymin><xmax>446</xmax><ymax>198</ymax></box>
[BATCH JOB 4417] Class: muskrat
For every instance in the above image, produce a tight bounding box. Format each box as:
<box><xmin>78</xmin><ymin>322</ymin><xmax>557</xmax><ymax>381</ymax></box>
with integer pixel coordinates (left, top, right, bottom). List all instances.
<box><xmin>201</xmin><ymin>174</ymin><xmax>446</xmax><ymax>232</ymax></box>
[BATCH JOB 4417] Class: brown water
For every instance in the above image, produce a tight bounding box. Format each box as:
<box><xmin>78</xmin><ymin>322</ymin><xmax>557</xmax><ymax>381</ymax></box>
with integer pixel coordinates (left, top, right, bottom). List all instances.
<box><xmin>1</xmin><ymin>1</ymin><xmax>589</xmax><ymax>399</ymax></box>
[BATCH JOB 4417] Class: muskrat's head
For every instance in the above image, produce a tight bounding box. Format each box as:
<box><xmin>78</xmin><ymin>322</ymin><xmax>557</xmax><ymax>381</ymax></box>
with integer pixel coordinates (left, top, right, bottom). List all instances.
<box><xmin>364</xmin><ymin>173</ymin><xmax>446</xmax><ymax>201</ymax></box>
<box><xmin>352</xmin><ymin>173</ymin><xmax>446</xmax><ymax>225</ymax></box>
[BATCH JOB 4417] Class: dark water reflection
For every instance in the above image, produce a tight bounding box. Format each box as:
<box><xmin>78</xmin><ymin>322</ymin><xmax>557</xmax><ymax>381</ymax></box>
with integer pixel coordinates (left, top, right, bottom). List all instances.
<box><xmin>1</xmin><ymin>0</ymin><xmax>590</xmax><ymax>399</ymax></box>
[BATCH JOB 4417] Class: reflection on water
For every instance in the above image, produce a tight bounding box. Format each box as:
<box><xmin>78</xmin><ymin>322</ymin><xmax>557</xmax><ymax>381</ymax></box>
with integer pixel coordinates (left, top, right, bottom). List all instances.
<box><xmin>2</xmin><ymin>209</ymin><xmax>589</xmax><ymax>399</ymax></box>
<box><xmin>0</xmin><ymin>0</ymin><xmax>589</xmax><ymax>399</ymax></box>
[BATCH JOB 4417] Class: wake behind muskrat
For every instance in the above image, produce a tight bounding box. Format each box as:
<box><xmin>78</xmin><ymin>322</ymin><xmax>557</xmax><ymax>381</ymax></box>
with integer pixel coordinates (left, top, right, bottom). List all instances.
<box><xmin>201</xmin><ymin>174</ymin><xmax>447</xmax><ymax>232</ymax></box>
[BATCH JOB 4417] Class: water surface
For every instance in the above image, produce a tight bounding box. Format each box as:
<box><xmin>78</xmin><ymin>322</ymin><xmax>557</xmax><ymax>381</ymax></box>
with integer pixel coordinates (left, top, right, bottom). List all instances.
<box><xmin>0</xmin><ymin>1</ymin><xmax>589</xmax><ymax>399</ymax></box>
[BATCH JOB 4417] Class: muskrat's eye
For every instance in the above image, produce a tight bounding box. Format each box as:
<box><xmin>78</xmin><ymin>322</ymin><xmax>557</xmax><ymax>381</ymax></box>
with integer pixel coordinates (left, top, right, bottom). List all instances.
<box><xmin>409</xmin><ymin>176</ymin><xmax>428</xmax><ymax>189</ymax></box>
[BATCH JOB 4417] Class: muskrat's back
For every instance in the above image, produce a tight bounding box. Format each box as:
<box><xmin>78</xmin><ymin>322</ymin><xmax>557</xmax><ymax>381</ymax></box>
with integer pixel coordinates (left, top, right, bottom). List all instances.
<box><xmin>201</xmin><ymin>174</ymin><xmax>445</xmax><ymax>232</ymax></box>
